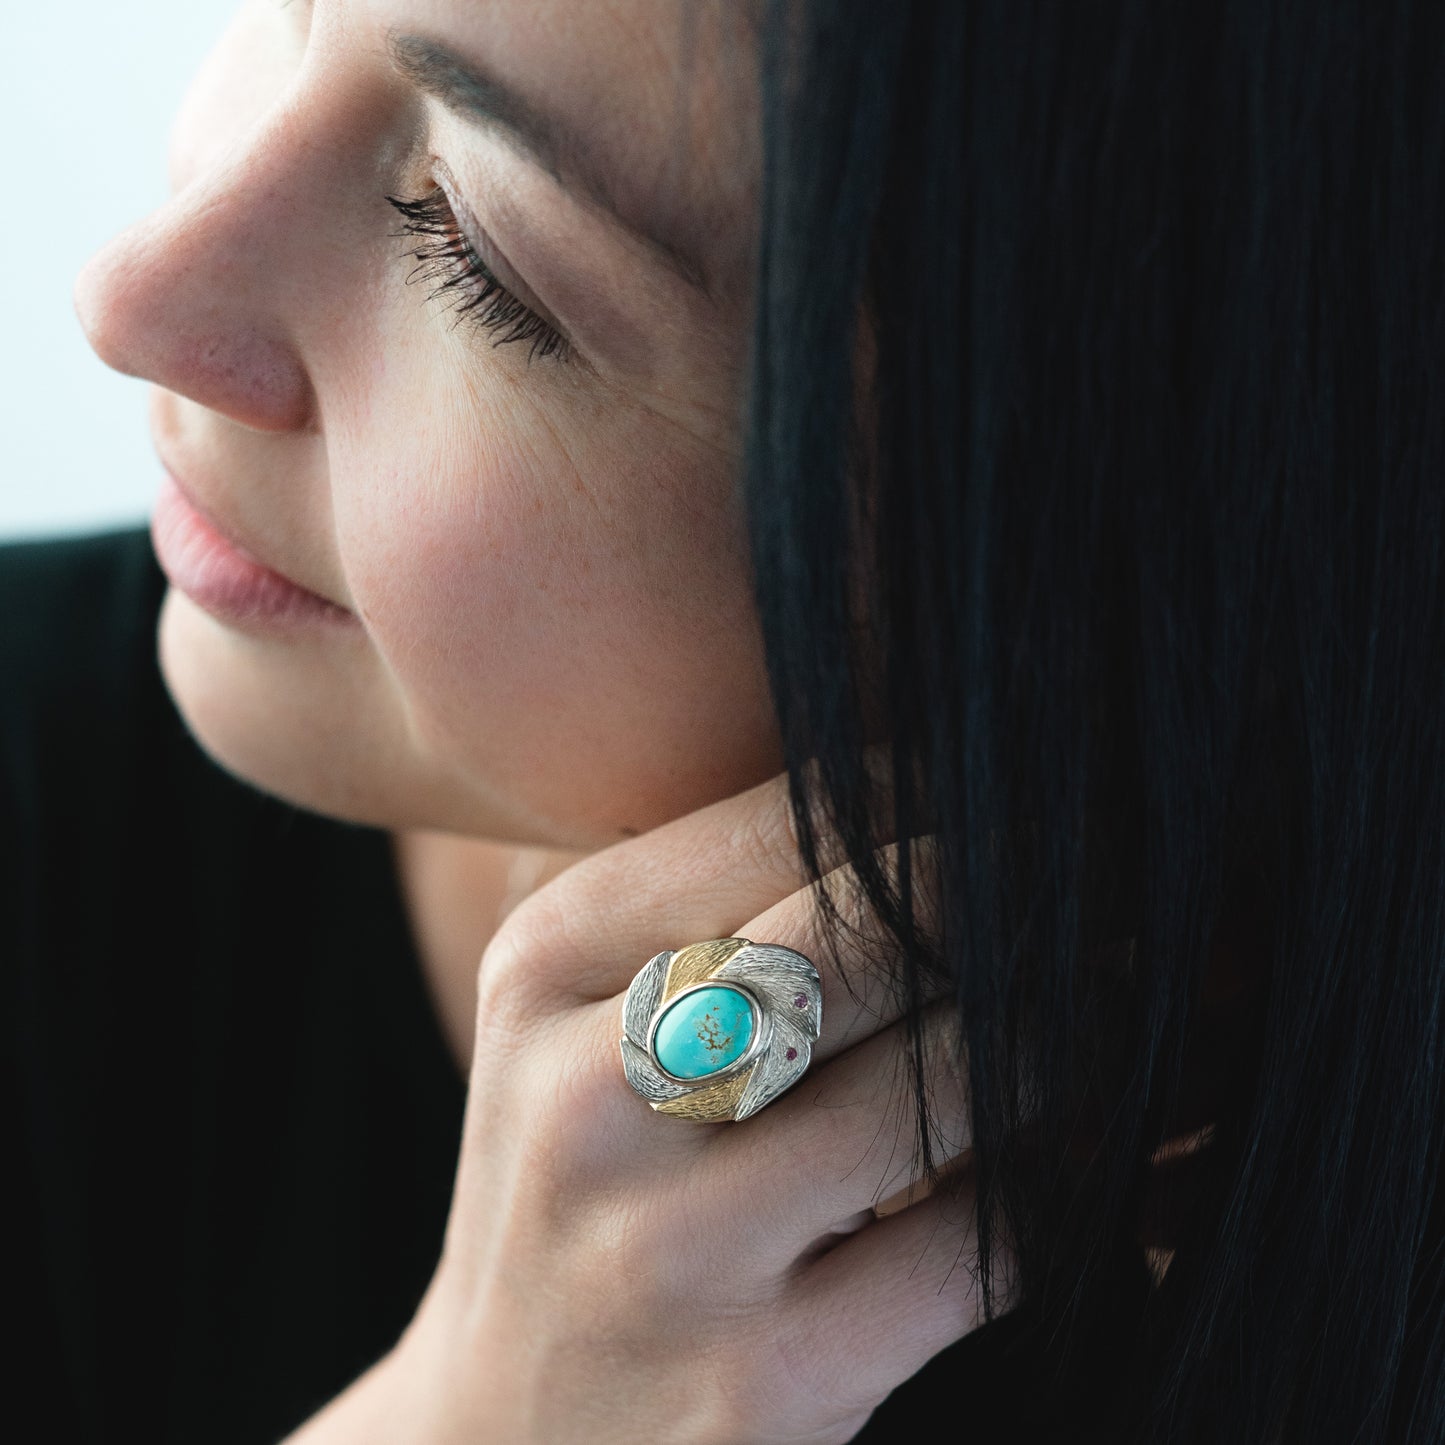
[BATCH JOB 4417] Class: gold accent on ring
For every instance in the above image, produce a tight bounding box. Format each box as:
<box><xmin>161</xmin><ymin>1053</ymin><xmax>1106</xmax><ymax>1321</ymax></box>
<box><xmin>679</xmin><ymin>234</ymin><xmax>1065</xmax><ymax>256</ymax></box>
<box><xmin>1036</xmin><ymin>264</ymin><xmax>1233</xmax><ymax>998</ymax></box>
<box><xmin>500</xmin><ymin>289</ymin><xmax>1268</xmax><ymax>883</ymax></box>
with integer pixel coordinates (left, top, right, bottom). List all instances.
<box><xmin>654</xmin><ymin>1065</ymin><xmax>755</xmax><ymax>1121</ymax></box>
<box><xmin>662</xmin><ymin>937</ymin><xmax>746</xmax><ymax>1000</ymax></box>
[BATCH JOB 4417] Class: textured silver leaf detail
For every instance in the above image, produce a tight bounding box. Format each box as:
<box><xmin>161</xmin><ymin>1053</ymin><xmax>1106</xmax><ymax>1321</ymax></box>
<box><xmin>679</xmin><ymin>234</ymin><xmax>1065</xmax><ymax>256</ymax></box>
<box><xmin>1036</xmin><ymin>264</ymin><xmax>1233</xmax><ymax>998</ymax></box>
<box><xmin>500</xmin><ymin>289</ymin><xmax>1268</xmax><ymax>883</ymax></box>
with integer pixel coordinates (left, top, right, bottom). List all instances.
<box><xmin>620</xmin><ymin>1035</ymin><xmax>690</xmax><ymax>1101</ymax></box>
<box><xmin>734</xmin><ymin>1017</ymin><xmax>813</xmax><ymax>1120</ymax></box>
<box><xmin>717</xmin><ymin>944</ymin><xmax>822</xmax><ymax>1041</ymax></box>
<box><xmin>622</xmin><ymin>950</ymin><xmax>672</xmax><ymax>1046</ymax></box>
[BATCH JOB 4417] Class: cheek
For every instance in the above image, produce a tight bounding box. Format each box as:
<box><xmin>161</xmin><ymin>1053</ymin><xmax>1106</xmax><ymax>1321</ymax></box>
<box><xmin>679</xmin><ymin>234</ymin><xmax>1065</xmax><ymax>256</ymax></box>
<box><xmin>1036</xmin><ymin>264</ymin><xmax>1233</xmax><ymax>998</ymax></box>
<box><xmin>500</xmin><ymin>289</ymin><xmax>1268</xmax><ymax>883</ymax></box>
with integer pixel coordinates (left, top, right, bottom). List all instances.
<box><xmin>333</xmin><ymin>407</ymin><xmax>780</xmax><ymax>832</ymax></box>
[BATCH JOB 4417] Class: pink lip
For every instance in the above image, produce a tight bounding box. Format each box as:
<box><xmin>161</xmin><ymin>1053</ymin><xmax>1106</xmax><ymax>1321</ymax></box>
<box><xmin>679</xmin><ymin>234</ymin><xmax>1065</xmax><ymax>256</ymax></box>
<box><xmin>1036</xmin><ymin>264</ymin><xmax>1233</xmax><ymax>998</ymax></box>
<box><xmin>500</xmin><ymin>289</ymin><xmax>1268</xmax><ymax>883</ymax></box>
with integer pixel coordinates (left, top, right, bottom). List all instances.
<box><xmin>150</xmin><ymin>471</ymin><xmax>357</xmax><ymax>632</ymax></box>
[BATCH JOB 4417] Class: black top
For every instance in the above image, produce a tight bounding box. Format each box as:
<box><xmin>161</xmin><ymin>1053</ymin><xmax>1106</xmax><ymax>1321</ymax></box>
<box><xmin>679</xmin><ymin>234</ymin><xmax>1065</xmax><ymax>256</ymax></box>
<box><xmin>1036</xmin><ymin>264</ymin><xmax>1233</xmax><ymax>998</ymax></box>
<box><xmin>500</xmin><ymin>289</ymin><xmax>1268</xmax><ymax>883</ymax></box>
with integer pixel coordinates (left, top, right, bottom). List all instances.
<box><xmin>3</xmin><ymin>526</ymin><xmax>1147</xmax><ymax>1442</ymax></box>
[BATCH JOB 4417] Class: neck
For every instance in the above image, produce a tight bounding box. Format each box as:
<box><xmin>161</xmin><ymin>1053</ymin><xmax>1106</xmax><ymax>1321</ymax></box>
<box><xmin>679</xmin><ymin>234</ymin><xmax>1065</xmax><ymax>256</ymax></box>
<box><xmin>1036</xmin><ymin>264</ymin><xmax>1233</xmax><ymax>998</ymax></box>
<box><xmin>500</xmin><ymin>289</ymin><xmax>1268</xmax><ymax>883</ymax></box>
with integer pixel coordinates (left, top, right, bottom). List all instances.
<box><xmin>390</xmin><ymin>828</ymin><xmax>592</xmax><ymax>1073</ymax></box>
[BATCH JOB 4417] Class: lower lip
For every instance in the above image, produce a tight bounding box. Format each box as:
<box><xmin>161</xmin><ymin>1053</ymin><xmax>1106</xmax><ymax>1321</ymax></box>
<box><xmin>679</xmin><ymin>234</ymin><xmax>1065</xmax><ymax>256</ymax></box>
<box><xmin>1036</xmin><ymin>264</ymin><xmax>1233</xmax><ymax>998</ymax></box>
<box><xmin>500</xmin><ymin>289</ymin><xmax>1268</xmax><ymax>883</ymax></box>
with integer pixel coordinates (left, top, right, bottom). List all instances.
<box><xmin>151</xmin><ymin>473</ymin><xmax>357</xmax><ymax>633</ymax></box>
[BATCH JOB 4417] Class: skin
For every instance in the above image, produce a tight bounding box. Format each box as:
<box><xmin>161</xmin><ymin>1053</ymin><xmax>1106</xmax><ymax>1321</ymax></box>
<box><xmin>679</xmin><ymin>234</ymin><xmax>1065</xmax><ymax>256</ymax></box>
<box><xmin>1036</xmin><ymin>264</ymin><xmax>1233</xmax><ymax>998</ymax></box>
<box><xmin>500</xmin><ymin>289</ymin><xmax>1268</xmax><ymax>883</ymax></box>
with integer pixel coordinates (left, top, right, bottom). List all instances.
<box><xmin>74</xmin><ymin>0</ymin><xmax>777</xmax><ymax>1059</ymax></box>
<box><xmin>288</xmin><ymin>776</ymin><xmax>987</xmax><ymax>1445</ymax></box>
<box><xmin>71</xmin><ymin>5</ymin><xmax>1213</xmax><ymax>1437</ymax></box>
<box><xmin>73</xmin><ymin>3</ymin><xmax>999</xmax><ymax>1438</ymax></box>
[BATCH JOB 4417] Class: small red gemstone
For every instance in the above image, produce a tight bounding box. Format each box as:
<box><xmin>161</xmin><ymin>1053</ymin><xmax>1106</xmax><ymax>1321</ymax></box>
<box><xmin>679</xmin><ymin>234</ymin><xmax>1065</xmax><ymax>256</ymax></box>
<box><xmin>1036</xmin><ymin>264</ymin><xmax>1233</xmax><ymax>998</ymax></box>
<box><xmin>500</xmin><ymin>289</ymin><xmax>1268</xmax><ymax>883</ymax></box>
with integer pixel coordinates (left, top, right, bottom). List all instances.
<box><xmin>786</xmin><ymin>1047</ymin><xmax>799</xmax><ymax>1061</ymax></box>
<box><xmin>793</xmin><ymin>994</ymin><xmax>808</xmax><ymax>1008</ymax></box>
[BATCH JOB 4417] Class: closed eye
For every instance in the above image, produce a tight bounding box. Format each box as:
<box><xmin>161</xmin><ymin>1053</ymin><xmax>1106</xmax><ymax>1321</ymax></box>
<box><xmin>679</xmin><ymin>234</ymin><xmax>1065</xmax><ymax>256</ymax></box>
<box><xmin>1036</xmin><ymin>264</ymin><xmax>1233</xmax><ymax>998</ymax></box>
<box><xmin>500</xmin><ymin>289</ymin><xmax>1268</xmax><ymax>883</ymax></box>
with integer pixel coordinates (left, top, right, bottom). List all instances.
<box><xmin>386</xmin><ymin>186</ymin><xmax>574</xmax><ymax>366</ymax></box>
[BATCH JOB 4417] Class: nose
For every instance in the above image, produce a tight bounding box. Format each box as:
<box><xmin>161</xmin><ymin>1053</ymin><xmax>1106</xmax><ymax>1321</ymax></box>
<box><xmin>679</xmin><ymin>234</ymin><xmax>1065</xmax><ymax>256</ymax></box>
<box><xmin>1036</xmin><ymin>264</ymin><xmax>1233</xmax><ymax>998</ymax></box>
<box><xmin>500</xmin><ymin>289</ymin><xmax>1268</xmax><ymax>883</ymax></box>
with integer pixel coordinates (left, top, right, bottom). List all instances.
<box><xmin>73</xmin><ymin>108</ymin><xmax>329</xmax><ymax>434</ymax></box>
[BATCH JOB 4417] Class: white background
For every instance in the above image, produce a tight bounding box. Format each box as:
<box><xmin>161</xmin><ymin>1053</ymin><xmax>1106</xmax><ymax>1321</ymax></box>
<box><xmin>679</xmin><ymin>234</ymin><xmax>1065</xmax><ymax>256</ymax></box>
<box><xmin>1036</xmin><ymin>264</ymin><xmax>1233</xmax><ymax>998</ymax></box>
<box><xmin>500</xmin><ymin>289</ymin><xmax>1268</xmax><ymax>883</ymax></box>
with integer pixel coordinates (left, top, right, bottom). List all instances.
<box><xmin>1</xmin><ymin>0</ymin><xmax>237</xmax><ymax>541</ymax></box>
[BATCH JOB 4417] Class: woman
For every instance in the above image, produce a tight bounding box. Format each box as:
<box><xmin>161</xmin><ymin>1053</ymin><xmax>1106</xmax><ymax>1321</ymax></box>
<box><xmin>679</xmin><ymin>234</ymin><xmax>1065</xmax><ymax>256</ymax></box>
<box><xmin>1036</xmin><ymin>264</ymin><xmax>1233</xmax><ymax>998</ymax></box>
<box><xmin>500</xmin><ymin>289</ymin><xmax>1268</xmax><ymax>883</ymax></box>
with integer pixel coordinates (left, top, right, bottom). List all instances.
<box><xmin>6</xmin><ymin>0</ymin><xmax>1440</xmax><ymax>1440</ymax></box>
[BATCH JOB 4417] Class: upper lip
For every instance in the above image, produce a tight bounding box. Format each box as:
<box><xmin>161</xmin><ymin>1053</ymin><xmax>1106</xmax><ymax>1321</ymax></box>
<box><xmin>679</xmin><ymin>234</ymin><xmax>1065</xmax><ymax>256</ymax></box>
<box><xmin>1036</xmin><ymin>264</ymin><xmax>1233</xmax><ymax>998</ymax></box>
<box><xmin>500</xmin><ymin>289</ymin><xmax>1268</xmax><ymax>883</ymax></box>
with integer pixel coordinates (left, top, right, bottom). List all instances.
<box><xmin>152</xmin><ymin>436</ymin><xmax>350</xmax><ymax>612</ymax></box>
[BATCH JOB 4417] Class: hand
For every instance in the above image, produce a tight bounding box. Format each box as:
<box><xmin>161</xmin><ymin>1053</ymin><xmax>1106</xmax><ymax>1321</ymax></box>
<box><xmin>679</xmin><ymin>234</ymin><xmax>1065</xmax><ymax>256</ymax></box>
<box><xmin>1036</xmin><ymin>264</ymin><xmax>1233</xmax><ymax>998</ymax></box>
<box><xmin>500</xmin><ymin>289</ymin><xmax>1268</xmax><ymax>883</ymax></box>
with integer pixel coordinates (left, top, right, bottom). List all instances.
<box><xmin>389</xmin><ymin>769</ymin><xmax>989</xmax><ymax>1445</ymax></box>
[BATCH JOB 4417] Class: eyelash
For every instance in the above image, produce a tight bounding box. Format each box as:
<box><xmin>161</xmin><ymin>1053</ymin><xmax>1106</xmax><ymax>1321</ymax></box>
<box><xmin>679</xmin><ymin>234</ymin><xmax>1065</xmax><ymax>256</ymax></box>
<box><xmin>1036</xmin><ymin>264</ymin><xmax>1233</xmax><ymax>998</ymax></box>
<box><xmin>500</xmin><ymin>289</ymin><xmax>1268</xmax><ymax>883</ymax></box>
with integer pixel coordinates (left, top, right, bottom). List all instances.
<box><xmin>385</xmin><ymin>187</ymin><xmax>573</xmax><ymax>367</ymax></box>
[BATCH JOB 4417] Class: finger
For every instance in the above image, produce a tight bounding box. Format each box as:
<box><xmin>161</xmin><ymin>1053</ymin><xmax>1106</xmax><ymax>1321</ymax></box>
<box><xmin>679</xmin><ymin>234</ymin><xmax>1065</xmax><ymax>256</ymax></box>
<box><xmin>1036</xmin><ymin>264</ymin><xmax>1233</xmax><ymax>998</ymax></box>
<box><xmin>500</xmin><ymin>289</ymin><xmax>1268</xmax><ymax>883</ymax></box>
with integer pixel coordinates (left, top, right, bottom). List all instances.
<box><xmin>1139</xmin><ymin>1129</ymin><xmax>1219</xmax><ymax>1252</ymax></box>
<box><xmin>735</xmin><ymin>841</ymin><xmax>946</xmax><ymax>1065</ymax></box>
<box><xmin>603</xmin><ymin>847</ymin><xmax>951</xmax><ymax>1140</ymax></box>
<box><xmin>500</xmin><ymin>749</ymin><xmax>900</xmax><ymax>1004</ymax></box>
<box><xmin>871</xmin><ymin>1150</ymin><xmax>975</xmax><ymax>1220</ymax></box>
<box><xmin>707</xmin><ymin>1002</ymin><xmax>972</xmax><ymax>1263</ymax></box>
<box><xmin>776</xmin><ymin>1170</ymin><xmax>1010</xmax><ymax>1426</ymax></box>
<box><xmin>589</xmin><ymin>830</ymin><xmax>943</xmax><ymax>1056</ymax></box>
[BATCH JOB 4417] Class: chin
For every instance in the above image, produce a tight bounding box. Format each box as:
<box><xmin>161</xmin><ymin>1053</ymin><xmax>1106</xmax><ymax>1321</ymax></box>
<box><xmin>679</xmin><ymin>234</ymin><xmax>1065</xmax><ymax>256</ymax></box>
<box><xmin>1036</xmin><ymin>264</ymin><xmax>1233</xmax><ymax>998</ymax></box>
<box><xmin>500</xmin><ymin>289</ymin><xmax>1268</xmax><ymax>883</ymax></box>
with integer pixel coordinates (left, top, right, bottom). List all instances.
<box><xmin>153</xmin><ymin>587</ymin><xmax>631</xmax><ymax>848</ymax></box>
<box><xmin>155</xmin><ymin>587</ymin><xmax>392</xmax><ymax>823</ymax></box>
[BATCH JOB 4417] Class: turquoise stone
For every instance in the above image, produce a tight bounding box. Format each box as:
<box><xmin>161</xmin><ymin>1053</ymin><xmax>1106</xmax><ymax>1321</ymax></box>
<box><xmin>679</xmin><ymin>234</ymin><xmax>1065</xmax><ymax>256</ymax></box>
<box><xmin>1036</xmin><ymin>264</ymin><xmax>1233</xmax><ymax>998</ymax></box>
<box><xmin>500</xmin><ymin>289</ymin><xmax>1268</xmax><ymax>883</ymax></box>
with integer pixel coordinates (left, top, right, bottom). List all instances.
<box><xmin>652</xmin><ymin>985</ymin><xmax>755</xmax><ymax>1079</ymax></box>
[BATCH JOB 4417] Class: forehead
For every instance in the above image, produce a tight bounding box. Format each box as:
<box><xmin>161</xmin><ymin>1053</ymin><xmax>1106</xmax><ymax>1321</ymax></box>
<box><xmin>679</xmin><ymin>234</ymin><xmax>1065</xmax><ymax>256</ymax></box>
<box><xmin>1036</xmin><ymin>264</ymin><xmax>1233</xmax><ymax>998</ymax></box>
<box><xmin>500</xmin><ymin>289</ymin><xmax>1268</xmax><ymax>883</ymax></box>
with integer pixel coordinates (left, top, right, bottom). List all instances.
<box><xmin>379</xmin><ymin>0</ymin><xmax>763</xmax><ymax>303</ymax></box>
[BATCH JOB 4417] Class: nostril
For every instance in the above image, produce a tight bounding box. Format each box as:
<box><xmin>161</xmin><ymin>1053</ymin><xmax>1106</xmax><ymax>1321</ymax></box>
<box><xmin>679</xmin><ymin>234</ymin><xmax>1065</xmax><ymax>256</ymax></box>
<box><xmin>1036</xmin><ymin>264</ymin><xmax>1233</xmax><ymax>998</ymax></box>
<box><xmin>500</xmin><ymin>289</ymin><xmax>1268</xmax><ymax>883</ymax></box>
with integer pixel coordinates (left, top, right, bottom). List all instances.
<box><xmin>70</xmin><ymin>208</ymin><xmax>315</xmax><ymax>433</ymax></box>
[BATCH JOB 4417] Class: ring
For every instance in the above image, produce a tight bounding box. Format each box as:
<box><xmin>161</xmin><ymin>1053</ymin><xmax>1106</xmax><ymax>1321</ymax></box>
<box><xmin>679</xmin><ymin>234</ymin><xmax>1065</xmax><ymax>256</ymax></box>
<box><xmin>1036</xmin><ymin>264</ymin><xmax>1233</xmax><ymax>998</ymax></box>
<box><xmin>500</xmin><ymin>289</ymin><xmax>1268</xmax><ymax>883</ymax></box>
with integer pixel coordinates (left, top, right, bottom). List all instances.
<box><xmin>619</xmin><ymin>937</ymin><xmax>823</xmax><ymax>1122</ymax></box>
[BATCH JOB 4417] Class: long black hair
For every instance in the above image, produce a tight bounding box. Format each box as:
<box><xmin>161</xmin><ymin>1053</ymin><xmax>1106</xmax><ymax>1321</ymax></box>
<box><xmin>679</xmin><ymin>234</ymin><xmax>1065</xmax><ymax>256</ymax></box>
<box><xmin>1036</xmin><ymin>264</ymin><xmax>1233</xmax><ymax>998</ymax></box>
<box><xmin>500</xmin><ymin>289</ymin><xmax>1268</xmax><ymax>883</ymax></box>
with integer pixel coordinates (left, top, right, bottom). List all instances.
<box><xmin>743</xmin><ymin>1</ymin><xmax>1444</xmax><ymax>1440</ymax></box>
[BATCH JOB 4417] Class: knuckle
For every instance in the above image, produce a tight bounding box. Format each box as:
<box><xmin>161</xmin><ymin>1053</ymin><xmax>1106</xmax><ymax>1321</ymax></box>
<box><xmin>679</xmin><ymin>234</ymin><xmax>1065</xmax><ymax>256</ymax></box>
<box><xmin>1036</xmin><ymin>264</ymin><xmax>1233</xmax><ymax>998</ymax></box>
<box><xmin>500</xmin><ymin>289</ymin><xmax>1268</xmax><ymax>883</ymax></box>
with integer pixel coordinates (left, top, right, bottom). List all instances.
<box><xmin>473</xmin><ymin>925</ymin><xmax>539</xmax><ymax>1031</ymax></box>
<box><xmin>477</xmin><ymin>885</ymin><xmax>585</xmax><ymax>1015</ymax></box>
<box><xmin>732</xmin><ymin>779</ymin><xmax>805</xmax><ymax>883</ymax></box>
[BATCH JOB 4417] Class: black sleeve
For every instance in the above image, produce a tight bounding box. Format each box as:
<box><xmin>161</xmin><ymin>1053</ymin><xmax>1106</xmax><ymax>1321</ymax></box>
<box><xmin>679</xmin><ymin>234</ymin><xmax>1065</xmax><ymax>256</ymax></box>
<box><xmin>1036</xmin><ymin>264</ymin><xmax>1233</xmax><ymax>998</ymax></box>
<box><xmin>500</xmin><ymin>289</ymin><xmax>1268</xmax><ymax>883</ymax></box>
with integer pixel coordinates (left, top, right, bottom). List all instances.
<box><xmin>2</xmin><ymin>527</ymin><xmax>464</xmax><ymax>1444</ymax></box>
<box><xmin>0</xmin><ymin>527</ymin><xmax>1135</xmax><ymax>1443</ymax></box>
<box><xmin>1</xmin><ymin>526</ymin><xmax>171</xmax><ymax>1439</ymax></box>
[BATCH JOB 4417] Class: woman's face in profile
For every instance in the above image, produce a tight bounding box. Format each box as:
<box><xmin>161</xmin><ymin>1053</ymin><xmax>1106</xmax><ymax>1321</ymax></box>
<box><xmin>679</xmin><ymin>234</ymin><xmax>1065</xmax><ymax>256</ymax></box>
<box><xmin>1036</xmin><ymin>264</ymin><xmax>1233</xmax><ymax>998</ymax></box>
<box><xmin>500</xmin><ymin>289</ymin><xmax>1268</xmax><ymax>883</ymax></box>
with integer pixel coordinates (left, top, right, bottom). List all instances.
<box><xmin>74</xmin><ymin>0</ymin><xmax>776</xmax><ymax>848</ymax></box>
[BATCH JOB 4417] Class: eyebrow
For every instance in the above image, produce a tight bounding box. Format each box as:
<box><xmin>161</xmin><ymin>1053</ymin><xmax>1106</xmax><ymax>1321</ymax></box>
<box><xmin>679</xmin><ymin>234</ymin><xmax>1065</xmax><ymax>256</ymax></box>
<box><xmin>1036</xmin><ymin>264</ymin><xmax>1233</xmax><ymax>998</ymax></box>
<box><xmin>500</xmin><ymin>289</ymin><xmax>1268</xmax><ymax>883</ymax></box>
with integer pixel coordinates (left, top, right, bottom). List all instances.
<box><xmin>385</xmin><ymin>30</ymin><xmax>708</xmax><ymax>296</ymax></box>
